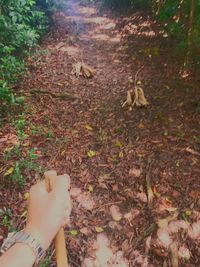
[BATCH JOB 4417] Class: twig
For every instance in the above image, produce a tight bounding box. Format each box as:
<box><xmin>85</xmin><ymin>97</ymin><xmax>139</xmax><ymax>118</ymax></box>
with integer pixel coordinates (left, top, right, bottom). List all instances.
<box><xmin>185</xmin><ymin>147</ymin><xmax>200</xmax><ymax>156</ymax></box>
<box><xmin>146</xmin><ymin>157</ymin><xmax>154</xmax><ymax>209</ymax></box>
<box><xmin>95</xmin><ymin>201</ymin><xmax>123</xmax><ymax>210</ymax></box>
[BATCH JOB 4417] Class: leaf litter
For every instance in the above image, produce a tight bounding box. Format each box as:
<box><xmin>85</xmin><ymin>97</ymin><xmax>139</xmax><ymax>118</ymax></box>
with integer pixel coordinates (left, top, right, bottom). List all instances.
<box><xmin>1</xmin><ymin>0</ymin><xmax>200</xmax><ymax>266</ymax></box>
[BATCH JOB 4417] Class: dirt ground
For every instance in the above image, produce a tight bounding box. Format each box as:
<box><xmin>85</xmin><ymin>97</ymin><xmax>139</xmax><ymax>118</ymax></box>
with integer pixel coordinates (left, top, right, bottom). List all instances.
<box><xmin>0</xmin><ymin>1</ymin><xmax>200</xmax><ymax>266</ymax></box>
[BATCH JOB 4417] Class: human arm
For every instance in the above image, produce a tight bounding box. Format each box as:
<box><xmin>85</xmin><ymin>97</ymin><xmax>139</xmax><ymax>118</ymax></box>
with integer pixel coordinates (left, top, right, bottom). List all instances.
<box><xmin>0</xmin><ymin>174</ymin><xmax>71</xmax><ymax>267</ymax></box>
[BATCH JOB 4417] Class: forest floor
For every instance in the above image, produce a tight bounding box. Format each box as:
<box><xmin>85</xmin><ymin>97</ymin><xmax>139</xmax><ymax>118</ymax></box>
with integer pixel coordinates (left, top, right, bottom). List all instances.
<box><xmin>1</xmin><ymin>1</ymin><xmax>200</xmax><ymax>266</ymax></box>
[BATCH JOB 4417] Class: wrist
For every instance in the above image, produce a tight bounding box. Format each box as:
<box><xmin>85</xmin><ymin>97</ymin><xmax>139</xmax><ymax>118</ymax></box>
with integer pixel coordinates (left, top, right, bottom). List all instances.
<box><xmin>25</xmin><ymin>224</ymin><xmax>52</xmax><ymax>251</ymax></box>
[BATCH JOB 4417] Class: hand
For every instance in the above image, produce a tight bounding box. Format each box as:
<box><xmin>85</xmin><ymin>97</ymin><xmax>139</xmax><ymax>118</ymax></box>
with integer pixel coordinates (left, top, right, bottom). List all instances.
<box><xmin>25</xmin><ymin>174</ymin><xmax>72</xmax><ymax>250</ymax></box>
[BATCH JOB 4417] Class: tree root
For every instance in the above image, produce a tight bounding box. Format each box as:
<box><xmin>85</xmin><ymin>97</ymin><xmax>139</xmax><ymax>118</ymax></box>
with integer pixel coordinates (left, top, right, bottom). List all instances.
<box><xmin>28</xmin><ymin>89</ymin><xmax>80</xmax><ymax>101</ymax></box>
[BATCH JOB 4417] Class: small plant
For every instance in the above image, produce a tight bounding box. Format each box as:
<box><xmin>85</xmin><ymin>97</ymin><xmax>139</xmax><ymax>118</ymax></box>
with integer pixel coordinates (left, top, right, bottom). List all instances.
<box><xmin>195</xmin><ymin>104</ymin><xmax>200</xmax><ymax>114</ymax></box>
<box><xmin>0</xmin><ymin>207</ymin><xmax>14</xmax><ymax>232</ymax></box>
<box><xmin>4</xmin><ymin>146</ymin><xmax>40</xmax><ymax>187</ymax></box>
<box><xmin>14</xmin><ymin>117</ymin><xmax>28</xmax><ymax>139</ymax></box>
<box><xmin>40</xmin><ymin>254</ymin><xmax>51</xmax><ymax>267</ymax></box>
<box><xmin>4</xmin><ymin>145</ymin><xmax>21</xmax><ymax>161</ymax></box>
<box><xmin>10</xmin><ymin>161</ymin><xmax>26</xmax><ymax>187</ymax></box>
<box><xmin>195</xmin><ymin>135</ymin><xmax>200</xmax><ymax>144</ymax></box>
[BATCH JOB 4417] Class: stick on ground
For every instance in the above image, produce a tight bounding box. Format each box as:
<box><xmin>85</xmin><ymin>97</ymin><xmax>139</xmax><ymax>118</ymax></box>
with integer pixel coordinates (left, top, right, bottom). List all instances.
<box><xmin>146</xmin><ymin>157</ymin><xmax>154</xmax><ymax>209</ymax></box>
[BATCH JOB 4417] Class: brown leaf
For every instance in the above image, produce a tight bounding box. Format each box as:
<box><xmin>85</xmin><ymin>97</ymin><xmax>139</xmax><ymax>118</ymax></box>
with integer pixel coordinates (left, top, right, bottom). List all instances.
<box><xmin>188</xmin><ymin>220</ymin><xmax>200</xmax><ymax>239</ymax></box>
<box><xmin>70</xmin><ymin>187</ymin><xmax>82</xmax><ymax>198</ymax></box>
<box><xmin>136</xmin><ymin>192</ymin><xmax>148</xmax><ymax>203</ymax></box>
<box><xmin>157</xmin><ymin>197</ymin><xmax>177</xmax><ymax>212</ymax></box>
<box><xmin>157</xmin><ymin>228</ymin><xmax>173</xmax><ymax>248</ymax></box>
<box><xmin>178</xmin><ymin>246</ymin><xmax>191</xmax><ymax>260</ymax></box>
<box><xmin>110</xmin><ymin>205</ymin><xmax>122</xmax><ymax>221</ymax></box>
<box><xmin>76</xmin><ymin>193</ymin><xmax>95</xmax><ymax>210</ymax></box>
<box><xmin>129</xmin><ymin>167</ymin><xmax>141</xmax><ymax>177</ymax></box>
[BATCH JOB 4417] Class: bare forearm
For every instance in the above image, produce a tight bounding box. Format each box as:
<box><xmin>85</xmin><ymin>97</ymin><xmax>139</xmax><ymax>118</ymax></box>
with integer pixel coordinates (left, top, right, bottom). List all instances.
<box><xmin>0</xmin><ymin>243</ymin><xmax>35</xmax><ymax>267</ymax></box>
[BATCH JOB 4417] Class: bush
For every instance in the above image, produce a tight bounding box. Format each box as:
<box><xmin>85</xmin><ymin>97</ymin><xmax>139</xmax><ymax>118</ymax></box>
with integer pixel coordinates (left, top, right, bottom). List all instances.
<box><xmin>0</xmin><ymin>0</ymin><xmax>48</xmax><ymax>103</ymax></box>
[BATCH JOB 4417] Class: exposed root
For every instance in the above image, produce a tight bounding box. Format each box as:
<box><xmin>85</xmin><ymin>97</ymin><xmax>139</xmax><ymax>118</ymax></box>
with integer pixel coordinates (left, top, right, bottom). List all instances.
<box><xmin>28</xmin><ymin>89</ymin><xmax>80</xmax><ymax>101</ymax></box>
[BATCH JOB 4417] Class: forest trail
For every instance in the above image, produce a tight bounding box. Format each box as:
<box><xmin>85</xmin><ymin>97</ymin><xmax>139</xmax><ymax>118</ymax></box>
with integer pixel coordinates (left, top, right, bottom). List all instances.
<box><xmin>1</xmin><ymin>0</ymin><xmax>200</xmax><ymax>266</ymax></box>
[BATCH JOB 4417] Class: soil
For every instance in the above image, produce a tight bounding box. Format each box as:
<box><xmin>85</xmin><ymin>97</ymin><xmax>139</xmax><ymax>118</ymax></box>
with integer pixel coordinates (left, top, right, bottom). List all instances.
<box><xmin>0</xmin><ymin>1</ymin><xmax>200</xmax><ymax>266</ymax></box>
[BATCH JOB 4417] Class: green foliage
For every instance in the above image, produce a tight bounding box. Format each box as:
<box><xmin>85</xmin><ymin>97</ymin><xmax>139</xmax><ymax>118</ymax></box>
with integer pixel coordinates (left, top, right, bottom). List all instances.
<box><xmin>0</xmin><ymin>0</ymin><xmax>49</xmax><ymax>103</ymax></box>
<box><xmin>153</xmin><ymin>0</ymin><xmax>200</xmax><ymax>68</ymax></box>
<box><xmin>4</xmin><ymin>145</ymin><xmax>40</xmax><ymax>187</ymax></box>
<box><xmin>0</xmin><ymin>207</ymin><xmax>14</xmax><ymax>232</ymax></box>
<box><xmin>102</xmin><ymin>0</ymin><xmax>200</xmax><ymax>70</ymax></box>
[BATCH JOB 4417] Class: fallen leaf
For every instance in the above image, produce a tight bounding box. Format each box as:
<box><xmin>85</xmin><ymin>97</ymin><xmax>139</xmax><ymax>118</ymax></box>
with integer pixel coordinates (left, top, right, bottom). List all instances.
<box><xmin>153</xmin><ymin>248</ymin><xmax>168</xmax><ymax>257</ymax></box>
<box><xmin>80</xmin><ymin>227</ymin><xmax>89</xmax><ymax>235</ymax></box>
<box><xmin>4</xmin><ymin>167</ymin><xmax>14</xmax><ymax>176</ymax></box>
<box><xmin>76</xmin><ymin>193</ymin><xmax>95</xmax><ymax>210</ymax></box>
<box><xmin>152</xmin><ymin>186</ymin><xmax>161</xmax><ymax>197</ymax></box>
<box><xmin>84</xmin><ymin>124</ymin><xmax>93</xmax><ymax>131</ymax></box>
<box><xmin>188</xmin><ymin>220</ymin><xmax>200</xmax><ymax>239</ymax></box>
<box><xmin>168</xmin><ymin>220</ymin><xmax>189</xmax><ymax>234</ymax></box>
<box><xmin>112</xmin><ymin>184</ymin><xmax>119</xmax><ymax>192</ymax></box>
<box><xmin>119</xmin><ymin>151</ymin><xmax>124</xmax><ymax>158</ymax></box>
<box><xmin>0</xmin><ymin>134</ymin><xmax>19</xmax><ymax>145</ymax></box>
<box><xmin>95</xmin><ymin>226</ymin><xmax>104</xmax><ymax>233</ymax></box>
<box><xmin>20</xmin><ymin>210</ymin><xmax>27</xmax><ymax>218</ymax></box>
<box><xmin>185</xmin><ymin>210</ymin><xmax>192</xmax><ymax>216</ymax></box>
<box><xmin>157</xmin><ymin>228</ymin><xmax>172</xmax><ymax>248</ymax></box>
<box><xmin>70</xmin><ymin>187</ymin><xmax>82</xmax><ymax>198</ymax></box>
<box><xmin>110</xmin><ymin>205</ymin><xmax>122</xmax><ymax>221</ymax></box>
<box><xmin>129</xmin><ymin>167</ymin><xmax>141</xmax><ymax>177</ymax></box>
<box><xmin>178</xmin><ymin>246</ymin><xmax>191</xmax><ymax>260</ymax></box>
<box><xmin>88</xmin><ymin>184</ymin><xmax>93</xmax><ymax>192</ymax></box>
<box><xmin>115</xmin><ymin>140</ymin><xmax>122</xmax><ymax>148</ymax></box>
<box><xmin>69</xmin><ymin>229</ymin><xmax>79</xmax><ymax>236</ymax></box>
<box><xmin>136</xmin><ymin>192</ymin><xmax>148</xmax><ymax>203</ymax></box>
<box><xmin>138</xmin><ymin>123</ymin><xmax>145</xmax><ymax>129</ymax></box>
<box><xmin>158</xmin><ymin>197</ymin><xmax>177</xmax><ymax>212</ymax></box>
<box><xmin>157</xmin><ymin>212</ymin><xmax>179</xmax><ymax>229</ymax></box>
<box><xmin>23</xmin><ymin>192</ymin><xmax>30</xmax><ymax>200</ymax></box>
<box><xmin>87</xmin><ymin>150</ymin><xmax>96</xmax><ymax>158</ymax></box>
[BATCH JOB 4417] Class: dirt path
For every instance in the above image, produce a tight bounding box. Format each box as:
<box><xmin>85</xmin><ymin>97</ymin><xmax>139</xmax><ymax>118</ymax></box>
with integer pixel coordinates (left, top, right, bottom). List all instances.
<box><xmin>1</xmin><ymin>1</ymin><xmax>200</xmax><ymax>266</ymax></box>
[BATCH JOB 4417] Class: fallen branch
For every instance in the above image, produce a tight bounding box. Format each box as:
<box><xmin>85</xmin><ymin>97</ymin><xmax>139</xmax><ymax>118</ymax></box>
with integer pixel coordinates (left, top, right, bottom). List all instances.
<box><xmin>146</xmin><ymin>157</ymin><xmax>154</xmax><ymax>209</ymax></box>
<box><xmin>28</xmin><ymin>89</ymin><xmax>80</xmax><ymax>101</ymax></box>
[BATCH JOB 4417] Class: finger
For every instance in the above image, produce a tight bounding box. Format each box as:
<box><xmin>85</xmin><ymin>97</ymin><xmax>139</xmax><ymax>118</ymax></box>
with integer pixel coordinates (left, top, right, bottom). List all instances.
<box><xmin>30</xmin><ymin>180</ymin><xmax>48</xmax><ymax>197</ymax></box>
<box><xmin>52</xmin><ymin>174</ymin><xmax>71</xmax><ymax>194</ymax></box>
